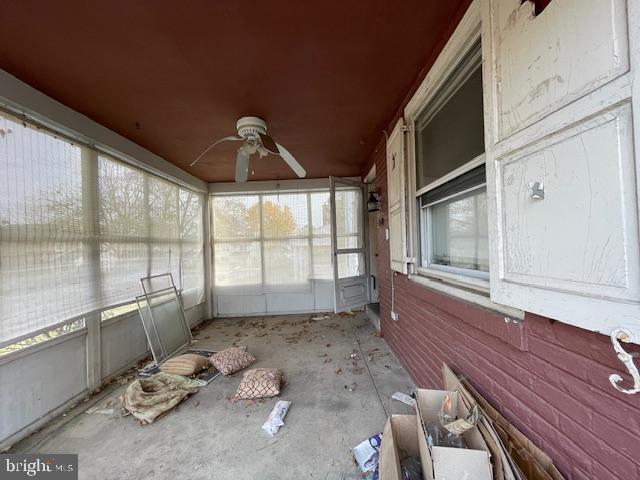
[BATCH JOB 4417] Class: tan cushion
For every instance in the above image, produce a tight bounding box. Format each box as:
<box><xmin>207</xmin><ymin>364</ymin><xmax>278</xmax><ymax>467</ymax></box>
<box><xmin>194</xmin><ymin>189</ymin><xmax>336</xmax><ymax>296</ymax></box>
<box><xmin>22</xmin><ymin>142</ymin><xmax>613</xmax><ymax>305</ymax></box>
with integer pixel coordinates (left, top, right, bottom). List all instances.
<box><xmin>234</xmin><ymin>368</ymin><xmax>284</xmax><ymax>400</ymax></box>
<box><xmin>159</xmin><ymin>354</ymin><xmax>209</xmax><ymax>376</ymax></box>
<box><xmin>210</xmin><ymin>347</ymin><xmax>255</xmax><ymax>375</ymax></box>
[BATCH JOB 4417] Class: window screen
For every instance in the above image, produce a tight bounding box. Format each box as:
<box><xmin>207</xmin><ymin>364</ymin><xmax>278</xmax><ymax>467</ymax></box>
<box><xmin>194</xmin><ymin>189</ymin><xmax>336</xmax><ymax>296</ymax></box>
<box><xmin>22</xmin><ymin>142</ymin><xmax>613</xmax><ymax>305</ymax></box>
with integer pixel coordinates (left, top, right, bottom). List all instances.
<box><xmin>0</xmin><ymin>112</ymin><xmax>205</xmax><ymax>344</ymax></box>
<box><xmin>416</xmin><ymin>44</ymin><xmax>484</xmax><ymax>190</ymax></box>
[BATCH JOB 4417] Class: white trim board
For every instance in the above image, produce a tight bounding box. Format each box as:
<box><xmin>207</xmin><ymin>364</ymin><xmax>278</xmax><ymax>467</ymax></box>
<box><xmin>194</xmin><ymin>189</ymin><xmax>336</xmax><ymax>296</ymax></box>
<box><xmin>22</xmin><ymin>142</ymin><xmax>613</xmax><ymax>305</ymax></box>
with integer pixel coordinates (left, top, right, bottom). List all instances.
<box><xmin>209</xmin><ymin>177</ymin><xmax>362</xmax><ymax>194</ymax></box>
<box><xmin>0</xmin><ymin>69</ymin><xmax>207</xmax><ymax>193</ymax></box>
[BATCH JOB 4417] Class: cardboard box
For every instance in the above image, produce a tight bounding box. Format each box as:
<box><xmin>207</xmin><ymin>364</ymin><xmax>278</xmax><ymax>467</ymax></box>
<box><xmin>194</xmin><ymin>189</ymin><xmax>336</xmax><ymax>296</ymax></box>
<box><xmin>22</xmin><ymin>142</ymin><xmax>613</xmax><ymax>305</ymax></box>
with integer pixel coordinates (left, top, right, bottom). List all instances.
<box><xmin>442</xmin><ymin>364</ymin><xmax>563</xmax><ymax>480</ymax></box>
<box><xmin>415</xmin><ymin>389</ymin><xmax>493</xmax><ymax>480</ymax></box>
<box><xmin>379</xmin><ymin>415</ymin><xmax>422</xmax><ymax>480</ymax></box>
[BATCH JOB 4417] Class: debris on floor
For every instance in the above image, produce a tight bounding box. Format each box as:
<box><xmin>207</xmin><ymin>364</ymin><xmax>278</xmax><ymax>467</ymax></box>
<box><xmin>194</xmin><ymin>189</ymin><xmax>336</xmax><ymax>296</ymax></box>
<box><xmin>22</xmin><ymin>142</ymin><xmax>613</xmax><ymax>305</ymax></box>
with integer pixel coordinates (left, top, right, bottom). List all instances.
<box><xmin>390</xmin><ymin>392</ymin><xmax>415</xmax><ymax>408</ymax></box>
<box><xmin>344</xmin><ymin>382</ymin><xmax>357</xmax><ymax>392</ymax></box>
<box><xmin>261</xmin><ymin>400</ymin><xmax>291</xmax><ymax>436</ymax></box>
<box><xmin>353</xmin><ymin>432</ymin><xmax>383</xmax><ymax>478</ymax></box>
<box><xmin>122</xmin><ymin>372</ymin><xmax>201</xmax><ymax>424</ymax></box>
<box><xmin>400</xmin><ymin>456</ymin><xmax>423</xmax><ymax>480</ymax></box>
<box><xmin>86</xmin><ymin>408</ymin><xmax>114</xmax><ymax>415</ymax></box>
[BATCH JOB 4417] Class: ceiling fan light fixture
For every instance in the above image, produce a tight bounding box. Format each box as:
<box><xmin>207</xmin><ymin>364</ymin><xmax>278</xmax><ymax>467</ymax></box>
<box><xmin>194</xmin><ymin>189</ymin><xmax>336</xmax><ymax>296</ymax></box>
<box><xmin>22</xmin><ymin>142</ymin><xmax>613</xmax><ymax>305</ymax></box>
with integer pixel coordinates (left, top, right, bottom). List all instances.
<box><xmin>192</xmin><ymin>116</ymin><xmax>307</xmax><ymax>182</ymax></box>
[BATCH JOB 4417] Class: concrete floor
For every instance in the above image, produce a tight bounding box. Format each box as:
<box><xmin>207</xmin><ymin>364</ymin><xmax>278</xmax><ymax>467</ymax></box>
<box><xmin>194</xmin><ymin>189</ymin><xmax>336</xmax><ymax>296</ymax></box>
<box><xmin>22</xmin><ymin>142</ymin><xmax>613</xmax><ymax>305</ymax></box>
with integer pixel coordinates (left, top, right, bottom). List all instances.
<box><xmin>14</xmin><ymin>312</ymin><xmax>415</xmax><ymax>479</ymax></box>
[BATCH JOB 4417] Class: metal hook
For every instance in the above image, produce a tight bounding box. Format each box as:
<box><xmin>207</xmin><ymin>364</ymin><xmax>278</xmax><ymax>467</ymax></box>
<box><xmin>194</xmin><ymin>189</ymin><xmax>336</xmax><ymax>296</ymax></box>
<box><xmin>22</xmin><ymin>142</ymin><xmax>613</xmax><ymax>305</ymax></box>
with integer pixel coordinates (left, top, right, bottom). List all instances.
<box><xmin>609</xmin><ymin>328</ymin><xmax>640</xmax><ymax>395</ymax></box>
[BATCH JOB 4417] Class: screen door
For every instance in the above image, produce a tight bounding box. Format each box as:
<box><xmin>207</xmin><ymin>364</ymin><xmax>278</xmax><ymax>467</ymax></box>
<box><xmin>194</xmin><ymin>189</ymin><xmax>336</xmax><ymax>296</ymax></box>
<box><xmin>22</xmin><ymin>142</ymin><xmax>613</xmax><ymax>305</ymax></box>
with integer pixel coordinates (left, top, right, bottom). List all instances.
<box><xmin>330</xmin><ymin>177</ymin><xmax>369</xmax><ymax>312</ymax></box>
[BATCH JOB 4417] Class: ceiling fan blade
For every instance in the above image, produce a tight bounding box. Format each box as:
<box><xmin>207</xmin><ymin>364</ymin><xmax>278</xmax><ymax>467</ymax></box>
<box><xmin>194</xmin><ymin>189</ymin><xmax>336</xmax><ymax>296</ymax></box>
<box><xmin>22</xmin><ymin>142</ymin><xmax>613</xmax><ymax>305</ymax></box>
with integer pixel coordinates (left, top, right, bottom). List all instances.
<box><xmin>190</xmin><ymin>136</ymin><xmax>243</xmax><ymax>167</ymax></box>
<box><xmin>235</xmin><ymin>147</ymin><xmax>250</xmax><ymax>183</ymax></box>
<box><xmin>276</xmin><ymin>143</ymin><xmax>306</xmax><ymax>178</ymax></box>
<box><xmin>258</xmin><ymin>132</ymin><xmax>279</xmax><ymax>154</ymax></box>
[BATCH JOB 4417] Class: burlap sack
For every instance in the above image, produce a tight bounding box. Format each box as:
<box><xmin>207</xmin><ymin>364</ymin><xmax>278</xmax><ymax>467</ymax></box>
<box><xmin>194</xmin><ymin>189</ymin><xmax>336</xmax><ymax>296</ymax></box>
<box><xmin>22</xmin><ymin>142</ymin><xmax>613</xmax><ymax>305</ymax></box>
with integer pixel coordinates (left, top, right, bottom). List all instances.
<box><xmin>159</xmin><ymin>353</ymin><xmax>209</xmax><ymax>376</ymax></box>
<box><xmin>209</xmin><ymin>347</ymin><xmax>255</xmax><ymax>375</ymax></box>
<box><xmin>234</xmin><ymin>368</ymin><xmax>284</xmax><ymax>400</ymax></box>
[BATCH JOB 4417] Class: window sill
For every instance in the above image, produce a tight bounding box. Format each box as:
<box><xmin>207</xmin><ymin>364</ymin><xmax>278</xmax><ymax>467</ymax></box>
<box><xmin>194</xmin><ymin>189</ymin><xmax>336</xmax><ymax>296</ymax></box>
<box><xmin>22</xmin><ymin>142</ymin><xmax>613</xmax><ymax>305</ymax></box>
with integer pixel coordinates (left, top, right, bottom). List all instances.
<box><xmin>0</xmin><ymin>328</ymin><xmax>88</xmax><ymax>366</ymax></box>
<box><xmin>407</xmin><ymin>273</ymin><xmax>524</xmax><ymax>320</ymax></box>
<box><xmin>416</xmin><ymin>266</ymin><xmax>489</xmax><ymax>293</ymax></box>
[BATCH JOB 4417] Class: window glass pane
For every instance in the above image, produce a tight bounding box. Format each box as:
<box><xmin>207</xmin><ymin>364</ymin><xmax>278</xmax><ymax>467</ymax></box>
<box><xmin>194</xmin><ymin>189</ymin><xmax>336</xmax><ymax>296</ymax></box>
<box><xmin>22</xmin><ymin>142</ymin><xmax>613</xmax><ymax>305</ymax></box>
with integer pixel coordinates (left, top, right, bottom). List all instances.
<box><xmin>149</xmin><ymin>177</ymin><xmax>179</xmax><ymax>240</ymax></box>
<box><xmin>179</xmin><ymin>190</ymin><xmax>203</xmax><ymax>243</ymax></box>
<box><xmin>311</xmin><ymin>237</ymin><xmax>332</xmax><ymax>280</ymax></box>
<box><xmin>337</xmin><ymin>252</ymin><xmax>365</xmax><ymax>279</ymax></box>
<box><xmin>212</xmin><ymin>195</ymin><xmax>260</xmax><ymax>240</ymax></box>
<box><xmin>416</xmin><ymin>66</ymin><xmax>484</xmax><ymax>190</ymax></box>
<box><xmin>262</xmin><ymin>193</ymin><xmax>309</xmax><ymax>239</ymax></box>
<box><xmin>310</xmin><ymin>192</ymin><xmax>331</xmax><ymax>235</ymax></box>
<box><xmin>100</xmin><ymin>241</ymin><xmax>149</xmax><ymax>303</ymax></box>
<box><xmin>181</xmin><ymin>242</ymin><xmax>205</xmax><ymax>302</ymax></box>
<box><xmin>0</xmin><ymin>114</ymin><xmax>93</xmax><ymax>343</ymax></box>
<box><xmin>264</xmin><ymin>239</ymin><xmax>310</xmax><ymax>288</ymax></box>
<box><xmin>429</xmin><ymin>187</ymin><xmax>489</xmax><ymax>272</ymax></box>
<box><xmin>335</xmin><ymin>187</ymin><xmax>363</xmax><ymax>249</ymax></box>
<box><xmin>99</xmin><ymin>157</ymin><xmax>147</xmax><ymax>238</ymax></box>
<box><xmin>214</xmin><ymin>241</ymin><xmax>261</xmax><ymax>287</ymax></box>
<box><xmin>310</xmin><ymin>192</ymin><xmax>332</xmax><ymax>280</ymax></box>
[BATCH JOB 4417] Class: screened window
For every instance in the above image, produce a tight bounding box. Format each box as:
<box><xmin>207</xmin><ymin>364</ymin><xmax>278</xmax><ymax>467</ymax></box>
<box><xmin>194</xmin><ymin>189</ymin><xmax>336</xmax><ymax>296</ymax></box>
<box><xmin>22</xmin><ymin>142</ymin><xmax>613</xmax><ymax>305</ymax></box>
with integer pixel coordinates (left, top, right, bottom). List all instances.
<box><xmin>415</xmin><ymin>40</ymin><xmax>488</xmax><ymax>281</ymax></box>
<box><xmin>0</xmin><ymin>112</ymin><xmax>205</xmax><ymax>345</ymax></box>
<box><xmin>212</xmin><ymin>191</ymin><xmax>333</xmax><ymax>293</ymax></box>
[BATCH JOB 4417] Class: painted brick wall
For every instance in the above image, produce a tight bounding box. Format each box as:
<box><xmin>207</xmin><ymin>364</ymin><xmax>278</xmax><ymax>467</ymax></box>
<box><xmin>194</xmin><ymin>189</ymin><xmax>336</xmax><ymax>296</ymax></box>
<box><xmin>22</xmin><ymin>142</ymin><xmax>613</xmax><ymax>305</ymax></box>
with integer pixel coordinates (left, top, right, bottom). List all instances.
<box><xmin>366</xmin><ymin>141</ymin><xmax>640</xmax><ymax>479</ymax></box>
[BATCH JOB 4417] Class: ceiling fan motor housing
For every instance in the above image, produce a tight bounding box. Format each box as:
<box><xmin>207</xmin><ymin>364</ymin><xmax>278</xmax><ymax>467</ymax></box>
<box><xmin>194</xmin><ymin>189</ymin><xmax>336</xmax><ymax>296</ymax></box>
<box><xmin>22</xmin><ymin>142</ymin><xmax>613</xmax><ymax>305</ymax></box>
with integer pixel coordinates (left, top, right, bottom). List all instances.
<box><xmin>236</xmin><ymin>116</ymin><xmax>268</xmax><ymax>138</ymax></box>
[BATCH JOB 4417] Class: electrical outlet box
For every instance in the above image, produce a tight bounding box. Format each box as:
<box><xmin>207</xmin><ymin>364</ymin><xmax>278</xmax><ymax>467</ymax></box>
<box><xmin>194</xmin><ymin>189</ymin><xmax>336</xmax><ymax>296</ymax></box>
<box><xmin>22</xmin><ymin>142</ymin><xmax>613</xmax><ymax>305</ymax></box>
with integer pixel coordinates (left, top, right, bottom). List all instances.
<box><xmin>391</xmin><ymin>311</ymin><xmax>399</xmax><ymax>321</ymax></box>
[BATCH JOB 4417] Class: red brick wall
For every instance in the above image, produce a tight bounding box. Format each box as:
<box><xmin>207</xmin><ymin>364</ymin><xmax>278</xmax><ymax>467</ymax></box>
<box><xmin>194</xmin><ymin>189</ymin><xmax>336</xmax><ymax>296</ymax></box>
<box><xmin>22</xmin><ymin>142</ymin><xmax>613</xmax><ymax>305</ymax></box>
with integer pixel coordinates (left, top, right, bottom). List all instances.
<box><xmin>367</xmin><ymin>141</ymin><xmax>640</xmax><ymax>479</ymax></box>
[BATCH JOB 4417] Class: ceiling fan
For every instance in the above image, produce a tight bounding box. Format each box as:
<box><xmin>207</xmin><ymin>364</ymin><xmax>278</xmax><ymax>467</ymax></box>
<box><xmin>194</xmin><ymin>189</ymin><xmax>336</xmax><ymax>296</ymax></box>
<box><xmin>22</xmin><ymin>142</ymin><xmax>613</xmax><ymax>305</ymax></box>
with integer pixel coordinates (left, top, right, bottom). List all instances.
<box><xmin>190</xmin><ymin>116</ymin><xmax>306</xmax><ymax>182</ymax></box>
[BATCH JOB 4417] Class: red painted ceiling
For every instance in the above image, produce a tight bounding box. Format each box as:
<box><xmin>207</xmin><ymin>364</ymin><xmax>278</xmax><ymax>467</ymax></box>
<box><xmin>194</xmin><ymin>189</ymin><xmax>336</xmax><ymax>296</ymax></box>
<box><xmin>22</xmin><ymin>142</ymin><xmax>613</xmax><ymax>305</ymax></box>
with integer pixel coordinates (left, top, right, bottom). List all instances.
<box><xmin>0</xmin><ymin>1</ymin><xmax>467</xmax><ymax>182</ymax></box>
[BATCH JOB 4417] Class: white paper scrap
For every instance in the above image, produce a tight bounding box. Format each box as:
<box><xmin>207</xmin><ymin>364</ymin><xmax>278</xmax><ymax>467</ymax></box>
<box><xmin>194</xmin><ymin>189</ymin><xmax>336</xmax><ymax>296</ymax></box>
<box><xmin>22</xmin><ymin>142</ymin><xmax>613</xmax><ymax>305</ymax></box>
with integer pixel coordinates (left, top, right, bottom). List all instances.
<box><xmin>262</xmin><ymin>400</ymin><xmax>291</xmax><ymax>436</ymax></box>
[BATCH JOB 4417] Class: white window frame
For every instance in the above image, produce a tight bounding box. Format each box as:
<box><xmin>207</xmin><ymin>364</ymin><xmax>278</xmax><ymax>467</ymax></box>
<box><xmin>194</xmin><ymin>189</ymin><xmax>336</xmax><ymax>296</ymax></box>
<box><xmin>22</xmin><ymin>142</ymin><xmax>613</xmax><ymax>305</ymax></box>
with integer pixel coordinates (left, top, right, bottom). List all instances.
<box><xmin>210</xmin><ymin>188</ymin><xmax>334</xmax><ymax>295</ymax></box>
<box><xmin>416</xmin><ymin>156</ymin><xmax>489</xmax><ymax>290</ymax></box>
<box><xmin>402</xmin><ymin>0</ymin><xmax>522</xmax><ymax>318</ymax></box>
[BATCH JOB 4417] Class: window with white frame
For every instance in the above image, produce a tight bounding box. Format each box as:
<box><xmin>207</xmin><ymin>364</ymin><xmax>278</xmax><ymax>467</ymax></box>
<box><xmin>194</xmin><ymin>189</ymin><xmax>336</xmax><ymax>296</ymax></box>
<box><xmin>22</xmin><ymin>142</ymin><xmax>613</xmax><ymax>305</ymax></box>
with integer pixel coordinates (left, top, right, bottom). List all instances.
<box><xmin>211</xmin><ymin>190</ymin><xmax>334</xmax><ymax>293</ymax></box>
<box><xmin>414</xmin><ymin>40</ymin><xmax>487</xmax><ymax>284</ymax></box>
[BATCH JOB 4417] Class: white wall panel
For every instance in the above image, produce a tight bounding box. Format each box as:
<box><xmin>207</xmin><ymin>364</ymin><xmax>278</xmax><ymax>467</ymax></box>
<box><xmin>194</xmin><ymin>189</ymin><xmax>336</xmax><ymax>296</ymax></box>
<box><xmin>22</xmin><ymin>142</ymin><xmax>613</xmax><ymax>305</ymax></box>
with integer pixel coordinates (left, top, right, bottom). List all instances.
<box><xmin>100</xmin><ymin>313</ymin><xmax>148</xmax><ymax>379</ymax></box>
<box><xmin>0</xmin><ymin>334</ymin><xmax>87</xmax><ymax>446</ymax></box>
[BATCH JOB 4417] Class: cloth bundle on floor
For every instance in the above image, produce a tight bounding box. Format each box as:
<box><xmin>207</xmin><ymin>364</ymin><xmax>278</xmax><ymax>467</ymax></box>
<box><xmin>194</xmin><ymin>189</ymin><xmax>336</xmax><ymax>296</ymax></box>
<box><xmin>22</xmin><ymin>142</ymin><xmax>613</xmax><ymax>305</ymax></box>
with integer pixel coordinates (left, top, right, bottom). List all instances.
<box><xmin>234</xmin><ymin>368</ymin><xmax>284</xmax><ymax>400</ymax></box>
<box><xmin>123</xmin><ymin>372</ymin><xmax>201</xmax><ymax>424</ymax></box>
<box><xmin>209</xmin><ymin>347</ymin><xmax>255</xmax><ymax>375</ymax></box>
